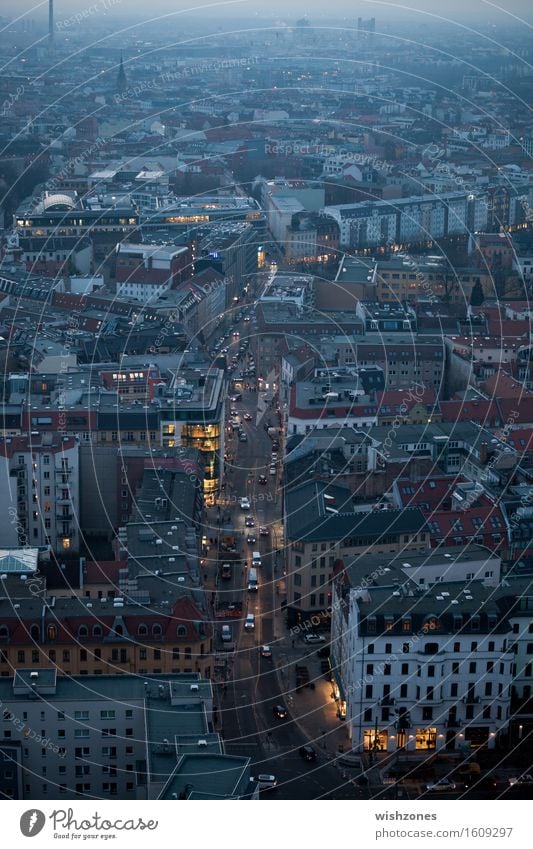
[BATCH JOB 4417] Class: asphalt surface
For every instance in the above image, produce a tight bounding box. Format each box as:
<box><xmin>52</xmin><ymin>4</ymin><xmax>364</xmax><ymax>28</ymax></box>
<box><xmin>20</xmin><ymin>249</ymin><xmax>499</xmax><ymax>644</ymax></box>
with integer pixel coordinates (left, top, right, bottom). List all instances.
<box><xmin>203</xmin><ymin>316</ymin><xmax>363</xmax><ymax>799</ymax></box>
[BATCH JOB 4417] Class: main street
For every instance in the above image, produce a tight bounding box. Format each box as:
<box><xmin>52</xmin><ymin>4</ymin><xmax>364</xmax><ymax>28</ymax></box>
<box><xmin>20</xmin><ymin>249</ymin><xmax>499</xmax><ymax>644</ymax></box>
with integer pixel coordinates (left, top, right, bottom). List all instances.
<box><xmin>204</xmin><ymin>315</ymin><xmax>362</xmax><ymax>799</ymax></box>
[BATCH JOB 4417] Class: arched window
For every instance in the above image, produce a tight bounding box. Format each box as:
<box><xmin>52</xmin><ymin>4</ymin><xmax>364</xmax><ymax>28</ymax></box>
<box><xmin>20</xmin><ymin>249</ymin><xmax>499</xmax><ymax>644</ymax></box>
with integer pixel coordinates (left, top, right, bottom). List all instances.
<box><xmin>30</xmin><ymin>624</ymin><xmax>40</xmax><ymax>641</ymax></box>
<box><xmin>0</xmin><ymin>625</ymin><xmax>9</xmax><ymax>641</ymax></box>
<box><xmin>78</xmin><ymin>625</ymin><xmax>88</xmax><ymax>639</ymax></box>
<box><xmin>115</xmin><ymin>625</ymin><xmax>123</xmax><ymax>636</ymax></box>
<box><xmin>176</xmin><ymin>625</ymin><xmax>187</xmax><ymax>638</ymax></box>
<box><xmin>138</xmin><ymin>624</ymin><xmax>148</xmax><ymax>637</ymax></box>
<box><xmin>92</xmin><ymin>625</ymin><xmax>102</xmax><ymax>637</ymax></box>
<box><xmin>47</xmin><ymin>624</ymin><xmax>56</xmax><ymax>642</ymax></box>
<box><xmin>152</xmin><ymin>623</ymin><xmax>162</xmax><ymax>637</ymax></box>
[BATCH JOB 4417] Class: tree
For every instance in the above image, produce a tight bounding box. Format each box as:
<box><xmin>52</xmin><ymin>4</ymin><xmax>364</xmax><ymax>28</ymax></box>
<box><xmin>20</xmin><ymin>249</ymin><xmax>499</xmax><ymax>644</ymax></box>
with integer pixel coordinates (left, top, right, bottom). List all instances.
<box><xmin>470</xmin><ymin>279</ymin><xmax>485</xmax><ymax>306</ymax></box>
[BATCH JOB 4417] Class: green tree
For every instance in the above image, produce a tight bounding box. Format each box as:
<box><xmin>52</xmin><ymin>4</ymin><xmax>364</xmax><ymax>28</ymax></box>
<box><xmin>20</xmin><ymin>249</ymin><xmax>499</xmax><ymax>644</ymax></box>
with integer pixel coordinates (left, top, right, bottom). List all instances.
<box><xmin>470</xmin><ymin>279</ymin><xmax>485</xmax><ymax>306</ymax></box>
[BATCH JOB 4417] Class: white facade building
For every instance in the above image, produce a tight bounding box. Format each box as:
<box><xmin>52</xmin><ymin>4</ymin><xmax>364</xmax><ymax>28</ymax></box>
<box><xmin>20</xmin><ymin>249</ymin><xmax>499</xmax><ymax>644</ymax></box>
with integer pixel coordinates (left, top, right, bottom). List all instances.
<box><xmin>330</xmin><ymin>550</ymin><xmax>526</xmax><ymax>754</ymax></box>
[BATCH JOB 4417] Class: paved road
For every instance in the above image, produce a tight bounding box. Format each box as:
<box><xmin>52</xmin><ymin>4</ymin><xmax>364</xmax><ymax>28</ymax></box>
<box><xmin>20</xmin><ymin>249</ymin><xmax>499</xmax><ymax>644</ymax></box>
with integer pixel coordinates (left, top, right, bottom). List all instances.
<box><xmin>205</xmin><ymin>320</ymin><xmax>363</xmax><ymax>798</ymax></box>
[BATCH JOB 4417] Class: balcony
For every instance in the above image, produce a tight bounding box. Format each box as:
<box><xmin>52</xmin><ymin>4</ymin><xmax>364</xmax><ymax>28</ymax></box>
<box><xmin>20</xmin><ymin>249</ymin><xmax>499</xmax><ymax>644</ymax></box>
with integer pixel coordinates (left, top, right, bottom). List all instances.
<box><xmin>56</xmin><ymin>511</ymin><xmax>74</xmax><ymax>521</ymax></box>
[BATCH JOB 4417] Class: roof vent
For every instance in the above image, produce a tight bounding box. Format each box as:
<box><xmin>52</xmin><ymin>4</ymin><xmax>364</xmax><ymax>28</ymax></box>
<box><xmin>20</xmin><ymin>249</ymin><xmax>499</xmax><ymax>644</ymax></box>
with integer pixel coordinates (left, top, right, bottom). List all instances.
<box><xmin>197</xmin><ymin>739</ymin><xmax>208</xmax><ymax>747</ymax></box>
<box><xmin>190</xmin><ymin>684</ymin><xmax>199</xmax><ymax>692</ymax></box>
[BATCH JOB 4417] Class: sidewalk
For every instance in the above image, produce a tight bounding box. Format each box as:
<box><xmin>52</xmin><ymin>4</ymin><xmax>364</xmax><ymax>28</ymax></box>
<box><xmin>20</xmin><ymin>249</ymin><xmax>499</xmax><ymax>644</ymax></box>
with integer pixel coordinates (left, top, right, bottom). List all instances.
<box><xmin>273</xmin><ymin>621</ymin><xmax>351</xmax><ymax>757</ymax></box>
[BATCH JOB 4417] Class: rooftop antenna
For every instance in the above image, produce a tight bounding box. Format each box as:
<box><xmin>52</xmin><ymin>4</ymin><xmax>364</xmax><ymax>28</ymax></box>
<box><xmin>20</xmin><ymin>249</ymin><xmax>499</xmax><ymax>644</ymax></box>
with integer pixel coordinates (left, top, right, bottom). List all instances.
<box><xmin>48</xmin><ymin>1</ymin><xmax>54</xmax><ymax>50</ymax></box>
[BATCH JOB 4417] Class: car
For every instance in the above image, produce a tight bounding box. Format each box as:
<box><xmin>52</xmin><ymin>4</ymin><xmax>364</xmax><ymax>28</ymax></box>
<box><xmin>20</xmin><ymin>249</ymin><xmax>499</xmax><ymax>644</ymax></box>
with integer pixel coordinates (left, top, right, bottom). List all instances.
<box><xmin>271</xmin><ymin>441</ymin><xmax>280</xmax><ymax>450</ymax></box>
<box><xmin>244</xmin><ymin>316</ymin><xmax>251</xmax><ymax>321</ymax></box>
<box><xmin>271</xmin><ymin>453</ymin><xmax>278</xmax><ymax>461</ymax></box>
<box><xmin>247</xmin><ymin>534</ymin><xmax>257</xmax><ymax>544</ymax></box>
<box><xmin>221</xmin><ymin>347</ymin><xmax>228</xmax><ymax>353</ymax></box>
<box><xmin>458</xmin><ymin>762</ymin><xmax>481</xmax><ymax>777</ymax></box>
<box><xmin>258</xmin><ymin>475</ymin><xmax>267</xmax><ymax>485</ymax></box>
<box><xmin>243</xmin><ymin>412</ymin><xmax>252</xmax><ymax>421</ymax></box>
<box><xmin>233</xmin><ymin>331</ymin><xmax>240</xmax><ymax>337</ymax></box>
<box><xmin>244</xmin><ymin>613</ymin><xmax>255</xmax><ymax>631</ymax></box>
<box><xmin>509</xmin><ymin>774</ymin><xmax>533</xmax><ymax>786</ymax></box>
<box><xmin>239</xmin><ymin>433</ymin><xmax>248</xmax><ymax>442</ymax></box>
<box><xmin>239</xmin><ymin>497</ymin><xmax>251</xmax><ymax>510</ymax></box>
<box><xmin>229</xmin><ymin>393</ymin><xmax>242</xmax><ymax>402</ymax></box>
<box><xmin>261</xmin><ymin>645</ymin><xmax>272</xmax><ymax>658</ymax></box>
<box><xmin>303</xmin><ymin>634</ymin><xmax>326</xmax><ymax>645</ymax></box>
<box><xmin>269</xmin><ymin>466</ymin><xmax>276</xmax><ymax>475</ymax></box>
<box><xmin>259</xmin><ymin>526</ymin><xmax>269</xmax><ymax>536</ymax></box>
<box><xmin>299</xmin><ymin>746</ymin><xmax>317</xmax><ymax>762</ymax></box>
<box><xmin>425</xmin><ymin>778</ymin><xmax>457</xmax><ymax>792</ymax></box>
<box><xmin>245</xmin><ymin>516</ymin><xmax>255</xmax><ymax>527</ymax></box>
<box><xmin>251</xmin><ymin>774</ymin><xmax>277</xmax><ymax>790</ymax></box>
<box><xmin>230</xmin><ymin>409</ymin><xmax>238</xmax><ymax>417</ymax></box>
<box><xmin>273</xmin><ymin>704</ymin><xmax>288</xmax><ymax>720</ymax></box>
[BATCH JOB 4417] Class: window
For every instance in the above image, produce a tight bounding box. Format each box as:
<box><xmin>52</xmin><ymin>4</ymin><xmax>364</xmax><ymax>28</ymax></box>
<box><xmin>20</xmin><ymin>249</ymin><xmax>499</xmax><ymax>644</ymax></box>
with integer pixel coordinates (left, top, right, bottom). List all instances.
<box><xmin>74</xmin><ymin>729</ymin><xmax>89</xmax><ymax>738</ymax></box>
<box><xmin>100</xmin><ymin>710</ymin><xmax>115</xmax><ymax>720</ymax></box>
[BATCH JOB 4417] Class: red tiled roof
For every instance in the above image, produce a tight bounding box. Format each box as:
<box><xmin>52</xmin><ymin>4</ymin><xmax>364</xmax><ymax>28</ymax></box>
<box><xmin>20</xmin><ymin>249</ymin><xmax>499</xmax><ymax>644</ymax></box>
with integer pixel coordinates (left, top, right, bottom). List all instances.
<box><xmin>440</xmin><ymin>400</ymin><xmax>500</xmax><ymax>425</ymax></box>
<box><xmin>395</xmin><ymin>475</ymin><xmax>468</xmax><ymax>511</ymax></box>
<box><xmin>483</xmin><ymin>371</ymin><xmax>533</xmax><ymax>400</ymax></box>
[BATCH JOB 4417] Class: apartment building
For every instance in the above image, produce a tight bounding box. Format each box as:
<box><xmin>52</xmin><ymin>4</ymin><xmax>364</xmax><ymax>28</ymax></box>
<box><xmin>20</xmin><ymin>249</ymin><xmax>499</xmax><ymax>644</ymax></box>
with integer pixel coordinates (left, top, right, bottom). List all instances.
<box><xmin>284</xmin><ymin>480</ymin><xmax>428</xmax><ymax>624</ymax></box>
<box><xmin>115</xmin><ymin>242</ymin><xmax>190</xmax><ymax>302</ymax></box>
<box><xmin>0</xmin><ymin>669</ymin><xmax>250</xmax><ymax>800</ymax></box>
<box><xmin>0</xmin><ymin>563</ymin><xmax>212</xmax><ymax>679</ymax></box>
<box><xmin>330</xmin><ymin>551</ymin><xmax>527</xmax><ymax>754</ymax></box>
<box><xmin>0</xmin><ymin>434</ymin><xmax>80</xmax><ymax>554</ymax></box>
<box><xmin>325</xmin><ymin>191</ymin><xmax>489</xmax><ymax>250</ymax></box>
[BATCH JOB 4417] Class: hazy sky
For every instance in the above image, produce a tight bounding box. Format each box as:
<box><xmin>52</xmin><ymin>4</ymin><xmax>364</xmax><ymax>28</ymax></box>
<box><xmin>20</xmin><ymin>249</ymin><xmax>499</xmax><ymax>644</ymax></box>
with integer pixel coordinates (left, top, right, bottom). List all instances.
<box><xmin>3</xmin><ymin>0</ymin><xmax>533</xmax><ymax>24</ymax></box>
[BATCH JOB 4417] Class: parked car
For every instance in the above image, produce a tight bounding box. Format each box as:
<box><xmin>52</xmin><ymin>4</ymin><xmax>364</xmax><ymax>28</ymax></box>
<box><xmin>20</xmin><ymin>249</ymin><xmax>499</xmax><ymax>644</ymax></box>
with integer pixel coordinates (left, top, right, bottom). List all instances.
<box><xmin>251</xmin><ymin>774</ymin><xmax>277</xmax><ymax>791</ymax></box>
<box><xmin>509</xmin><ymin>773</ymin><xmax>533</xmax><ymax>786</ymax></box>
<box><xmin>299</xmin><ymin>746</ymin><xmax>317</xmax><ymax>762</ymax></box>
<box><xmin>303</xmin><ymin>634</ymin><xmax>326</xmax><ymax>645</ymax></box>
<box><xmin>272</xmin><ymin>704</ymin><xmax>288</xmax><ymax>720</ymax></box>
<box><xmin>425</xmin><ymin>778</ymin><xmax>457</xmax><ymax>792</ymax></box>
<box><xmin>458</xmin><ymin>762</ymin><xmax>481</xmax><ymax>777</ymax></box>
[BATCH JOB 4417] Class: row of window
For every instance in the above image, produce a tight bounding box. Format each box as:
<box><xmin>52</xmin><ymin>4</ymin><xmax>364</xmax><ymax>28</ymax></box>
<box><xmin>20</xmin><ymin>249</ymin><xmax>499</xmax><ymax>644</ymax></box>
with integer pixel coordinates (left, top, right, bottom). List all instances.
<box><xmin>364</xmin><ymin>659</ymin><xmax>507</xmax><ymax>677</ymax></box>
<box><xmin>362</xmin><ymin>640</ymin><xmax>503</xmax><ymax>655</ymax></box>
<box><xmin>0</xmin><ymin>646</ymin><xmax>196</xmax><ymax>663</ymax></box>
<box><xmin>361</xmin><ymin>681</ymin><xmax>506</xmax><ymax>701</ymax></box>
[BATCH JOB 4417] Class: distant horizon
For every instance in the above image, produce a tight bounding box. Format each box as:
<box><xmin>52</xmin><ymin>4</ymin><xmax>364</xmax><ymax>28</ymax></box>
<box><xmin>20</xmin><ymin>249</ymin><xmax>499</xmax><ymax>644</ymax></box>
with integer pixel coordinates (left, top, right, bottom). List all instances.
<box><xmin>2</xmin><ymin>0</ymin><xmax>533</xmax><ymax>26</ymax></box>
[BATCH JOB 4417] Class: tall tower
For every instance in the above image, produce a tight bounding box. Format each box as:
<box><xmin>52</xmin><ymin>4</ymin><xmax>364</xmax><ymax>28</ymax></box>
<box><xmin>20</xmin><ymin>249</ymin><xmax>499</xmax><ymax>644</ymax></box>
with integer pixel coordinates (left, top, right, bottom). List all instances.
<box><xmin>116</xmin><ymin>55</ymin><xmax>127</xmax><ymax>93</ymax></box>
<box><xmin>48</xmin><ymin>0</ymin><xmax>54</xmax><ymax>48</ymax></box>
